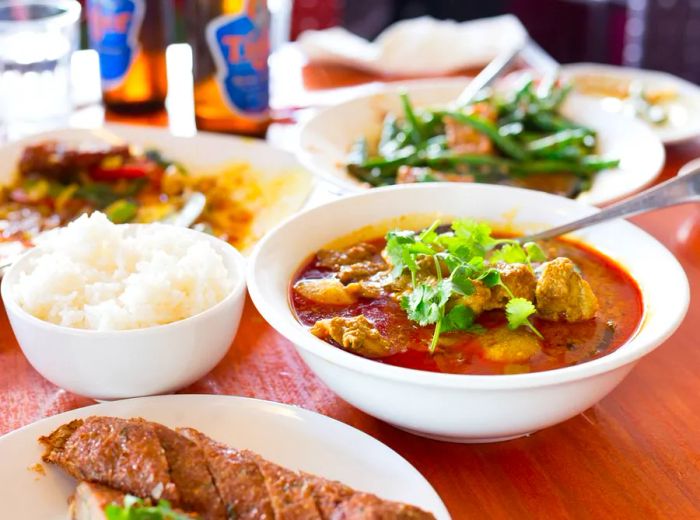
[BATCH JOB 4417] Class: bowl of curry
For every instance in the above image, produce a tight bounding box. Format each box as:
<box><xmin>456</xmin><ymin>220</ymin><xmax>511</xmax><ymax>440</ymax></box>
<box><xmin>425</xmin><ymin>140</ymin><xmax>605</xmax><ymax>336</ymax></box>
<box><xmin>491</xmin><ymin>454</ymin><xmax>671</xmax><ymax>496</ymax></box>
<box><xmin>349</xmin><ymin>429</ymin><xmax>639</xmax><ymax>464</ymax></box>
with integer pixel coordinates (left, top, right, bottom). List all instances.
<box><xmin>247</xmin><ymin>183</ymin><xmax>688</xmax><ymax>442</ymax></box>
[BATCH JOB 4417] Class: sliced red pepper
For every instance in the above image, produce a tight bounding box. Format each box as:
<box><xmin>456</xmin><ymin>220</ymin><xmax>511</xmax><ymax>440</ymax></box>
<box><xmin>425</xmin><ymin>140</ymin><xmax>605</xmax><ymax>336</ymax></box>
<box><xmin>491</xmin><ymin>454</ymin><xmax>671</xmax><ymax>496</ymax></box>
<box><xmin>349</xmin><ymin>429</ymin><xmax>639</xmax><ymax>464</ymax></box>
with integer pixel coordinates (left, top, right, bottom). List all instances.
<box><xmin>88</xmin><ymin>160</ymin><xmax>158</xmax><ymax>181</ymax></box>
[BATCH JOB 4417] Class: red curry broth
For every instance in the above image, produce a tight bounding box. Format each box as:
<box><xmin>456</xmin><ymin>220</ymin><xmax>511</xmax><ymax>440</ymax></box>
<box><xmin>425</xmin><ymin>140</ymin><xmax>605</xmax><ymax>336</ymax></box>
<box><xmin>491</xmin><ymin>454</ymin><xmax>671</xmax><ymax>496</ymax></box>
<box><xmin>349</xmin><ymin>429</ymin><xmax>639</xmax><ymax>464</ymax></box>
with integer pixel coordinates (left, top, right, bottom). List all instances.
<box><xmin>291</xmin><ymin>236</ymin><xmax>643</xmax><ymax>375</ymax></box>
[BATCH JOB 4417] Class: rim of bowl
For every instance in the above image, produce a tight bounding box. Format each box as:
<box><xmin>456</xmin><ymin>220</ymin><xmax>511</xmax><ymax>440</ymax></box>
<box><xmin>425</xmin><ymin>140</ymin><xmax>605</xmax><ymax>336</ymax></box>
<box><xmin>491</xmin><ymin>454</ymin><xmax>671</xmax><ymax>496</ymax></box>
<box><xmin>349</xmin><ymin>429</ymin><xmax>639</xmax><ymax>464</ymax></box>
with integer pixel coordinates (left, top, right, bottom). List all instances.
<box><xmin>1</xmin><ymin>223</ymin><xmax>247</xmax><ymax>337</ymax></box>
<box><xmin>247</xmin><ymin>183</ymin><xmax>690</xmax><ymax>390</ymax></box>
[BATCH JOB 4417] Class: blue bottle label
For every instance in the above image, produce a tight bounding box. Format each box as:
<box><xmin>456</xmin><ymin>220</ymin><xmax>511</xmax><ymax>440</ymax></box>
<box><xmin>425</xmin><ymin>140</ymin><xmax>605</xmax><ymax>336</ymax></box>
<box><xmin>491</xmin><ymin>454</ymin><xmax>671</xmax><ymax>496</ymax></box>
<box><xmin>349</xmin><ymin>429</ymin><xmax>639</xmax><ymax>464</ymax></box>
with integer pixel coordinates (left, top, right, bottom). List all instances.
<box><xmin>206</xmin><ymin>4</ymin><xmax>270</xmax><ymax>117</ymax></box>
<box><xmin>88</xmin><ymin>0</ymin><xmax>145</xmax><ymax>88</ymax></box>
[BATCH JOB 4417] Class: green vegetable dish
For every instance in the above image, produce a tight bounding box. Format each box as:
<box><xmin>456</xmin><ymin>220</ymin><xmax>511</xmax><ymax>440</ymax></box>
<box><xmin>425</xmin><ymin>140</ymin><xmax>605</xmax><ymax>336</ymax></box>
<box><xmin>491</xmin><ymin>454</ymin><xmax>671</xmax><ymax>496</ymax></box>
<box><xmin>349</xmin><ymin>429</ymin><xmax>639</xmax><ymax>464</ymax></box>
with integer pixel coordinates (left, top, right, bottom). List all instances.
<box><xmin>346</xmin><ymin>79</ymin><xmax>620</xmax><ymax>198</ymax></box>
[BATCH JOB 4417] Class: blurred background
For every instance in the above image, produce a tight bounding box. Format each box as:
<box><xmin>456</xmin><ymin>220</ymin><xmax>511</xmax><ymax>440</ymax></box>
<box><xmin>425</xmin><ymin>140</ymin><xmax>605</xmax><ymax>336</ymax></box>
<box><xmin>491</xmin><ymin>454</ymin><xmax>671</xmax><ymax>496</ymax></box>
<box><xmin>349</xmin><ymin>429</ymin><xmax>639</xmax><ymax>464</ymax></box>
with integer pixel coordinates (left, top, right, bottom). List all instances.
<box><xmin>68</xmin><ymin>0</ymin><xmax>699</xmax><ymax>84</ymax></box>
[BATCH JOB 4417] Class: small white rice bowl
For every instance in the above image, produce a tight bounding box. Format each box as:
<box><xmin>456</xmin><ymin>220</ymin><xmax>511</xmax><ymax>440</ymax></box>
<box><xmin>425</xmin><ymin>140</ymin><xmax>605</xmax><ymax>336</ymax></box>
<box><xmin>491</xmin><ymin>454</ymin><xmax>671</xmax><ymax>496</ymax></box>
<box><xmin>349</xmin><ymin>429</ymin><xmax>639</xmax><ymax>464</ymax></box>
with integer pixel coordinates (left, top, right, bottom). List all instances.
<box><xmin>13</xmin><ymin>212</ymin><xmax>234</xmax><ymax>330</ymax></box>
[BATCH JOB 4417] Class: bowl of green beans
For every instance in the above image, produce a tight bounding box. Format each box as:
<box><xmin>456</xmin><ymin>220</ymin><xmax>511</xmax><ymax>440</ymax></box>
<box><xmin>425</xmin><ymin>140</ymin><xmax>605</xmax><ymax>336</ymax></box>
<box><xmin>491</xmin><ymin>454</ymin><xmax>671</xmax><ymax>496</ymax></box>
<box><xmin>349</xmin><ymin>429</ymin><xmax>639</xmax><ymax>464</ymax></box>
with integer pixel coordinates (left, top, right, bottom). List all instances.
<box><xmin>298</xmin><ymin>77</ymin><xmax>665</xmax><ymax>205</ymax></box>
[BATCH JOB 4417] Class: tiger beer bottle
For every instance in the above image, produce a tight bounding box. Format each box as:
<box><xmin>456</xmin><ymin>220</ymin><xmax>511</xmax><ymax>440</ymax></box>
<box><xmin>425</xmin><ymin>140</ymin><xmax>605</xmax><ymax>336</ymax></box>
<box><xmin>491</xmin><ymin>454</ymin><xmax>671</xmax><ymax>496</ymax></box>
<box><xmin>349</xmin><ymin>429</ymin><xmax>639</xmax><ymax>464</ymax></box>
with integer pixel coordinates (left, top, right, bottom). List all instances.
<box><xmin>186</xmin><ymin>0</ymin><xmax>271</xmax><ymax>136</ymax></box>
<box><xmin>87</xmin><ymin>0</ymin><xmax>173</xmax><ymax>113</ymax></box>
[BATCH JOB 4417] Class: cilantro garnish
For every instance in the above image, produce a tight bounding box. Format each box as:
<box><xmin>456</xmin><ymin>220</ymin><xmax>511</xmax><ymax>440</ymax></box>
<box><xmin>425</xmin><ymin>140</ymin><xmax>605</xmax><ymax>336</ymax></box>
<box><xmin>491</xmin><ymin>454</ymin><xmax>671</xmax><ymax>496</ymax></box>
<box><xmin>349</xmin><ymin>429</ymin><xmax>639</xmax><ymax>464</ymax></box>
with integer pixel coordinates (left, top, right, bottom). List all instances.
<box><xmin>506</xmin><ymin>298</ymin><xmax>543</xmax><ymax>338</ymax></box>
<box><xmin>387</xmin><ymin>219</ymin><xmax>544</xmax><ymax>352</ymax></box>
<box><xmin>104</xmin><ymin>496</ymin><xmax>193</xmax><ymax>520</ymax></box>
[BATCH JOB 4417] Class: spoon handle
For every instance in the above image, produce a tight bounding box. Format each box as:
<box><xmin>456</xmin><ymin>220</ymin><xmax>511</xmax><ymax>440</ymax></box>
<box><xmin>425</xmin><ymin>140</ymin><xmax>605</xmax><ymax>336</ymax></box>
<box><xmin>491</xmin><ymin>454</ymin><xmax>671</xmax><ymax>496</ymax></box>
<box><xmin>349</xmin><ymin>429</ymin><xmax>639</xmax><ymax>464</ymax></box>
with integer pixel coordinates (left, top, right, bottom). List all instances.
<box><xmin>455</xmin><ymin>44</ymin><xmax>523</xmax><ymax>106</ymax></box>
<box><xmin>522</xmin><ymin>168</ymin><xmax>700</xmax><ymax>242</ymax></box>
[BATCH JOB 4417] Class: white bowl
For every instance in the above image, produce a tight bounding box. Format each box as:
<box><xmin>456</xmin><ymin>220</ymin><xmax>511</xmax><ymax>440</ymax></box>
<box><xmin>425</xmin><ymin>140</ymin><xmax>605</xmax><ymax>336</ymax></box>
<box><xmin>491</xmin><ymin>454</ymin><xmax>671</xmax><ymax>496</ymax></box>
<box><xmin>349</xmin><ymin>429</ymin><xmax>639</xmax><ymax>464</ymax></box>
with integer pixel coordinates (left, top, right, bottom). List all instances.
<box><xmin>1</xmin><ymin>225</ymin><xmax>247</xmax><ymax>400</ymax></box>
<box><xmin>247</xmin><ymin>183</ymin><xmax>688</xmax><ymax>443</ymax></box>
<box><xmin>297</xmin><ymin>78</ymin><xmax>665</xmax><ymax>206</ymax></box>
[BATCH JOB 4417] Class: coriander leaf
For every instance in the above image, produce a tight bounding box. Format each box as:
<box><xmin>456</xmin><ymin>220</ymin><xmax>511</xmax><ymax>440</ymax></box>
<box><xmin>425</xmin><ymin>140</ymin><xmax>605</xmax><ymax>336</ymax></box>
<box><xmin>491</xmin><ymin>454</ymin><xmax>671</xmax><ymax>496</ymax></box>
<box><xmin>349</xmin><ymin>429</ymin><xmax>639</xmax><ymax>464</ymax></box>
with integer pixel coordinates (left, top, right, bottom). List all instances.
<box><xmin>401</xmin><ymin>285</ymin><xmax>441</xmax><ymax>326</ymax></box>
<box><xmin>490</xmin><ymin>243</ymin><xmax>527</xmax><ymax>264</ymax></box>
<box><xmin>435</xmin><ymin>278</ymin><xmax>453</xmax><ymax>306</ymax></box>
<box><xmin>437</xmin><ymin>251</ymin><xmax>462</xmax><ymax>272</ymax></box>
<box><xmin>442</xmin><ymin>304</ymin><xmax>476</xmax><ymax>332</ymax></box>
<box><xmin>401</xmin><ymin>279</ymin><xmax>452</xmax><ymax>327</ymax></box>
<box><xmin>451</xmin><ymin>219</ymin><xmax>496</xmax><ymax>255</ymax></box>
<box><xmin>523</xmin><ymin>241</ymin><xmax>547</xmax><ymax>263</ymax></box>
<box><xmin>407</xmin><ymin>242</ymin><xmax>435</xmax><ymax>256</ymax></box>
<box><xmin>104</xmin><ymin>496</ymin><xmax>192</xmax><ymax>520</ymax></box>
<box><xmin>386</xmin><ymin>230</ymin><xmax>419</xmax><ymax>279</ymax></box>
<box><xmin>418</xmin><ymin>219</ymin><xmax>441</xmax><ymax>244</ymax></box>
<box><xmin>478</xmin><ymin>269</ymin><xmax>501</xmax><ymax>288</ymax></box>
<box><xmin>450</xmin><ymin>265</ymin><xmax>475</xmax><ymax>296</ymax></box>
<box><xmin>468</xmin><ymin>256</ymin><xmax>486</xmax><ymax>269</ymax></box>
<box><xmin>505</xmin><ymin>297</ymin><xmax>543</xmax><ymax>338</ymax></box>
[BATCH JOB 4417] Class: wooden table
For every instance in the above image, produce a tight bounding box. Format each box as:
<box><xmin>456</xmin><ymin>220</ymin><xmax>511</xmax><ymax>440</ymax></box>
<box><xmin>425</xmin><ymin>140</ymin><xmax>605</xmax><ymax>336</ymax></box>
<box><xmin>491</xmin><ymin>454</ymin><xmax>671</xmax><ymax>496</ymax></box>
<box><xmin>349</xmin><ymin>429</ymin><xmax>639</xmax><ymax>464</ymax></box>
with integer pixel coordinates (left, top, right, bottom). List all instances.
<box><xmin>2</xmin><ymin>55</ymin><xmax>700</xmax><ymax>518</ymax></box>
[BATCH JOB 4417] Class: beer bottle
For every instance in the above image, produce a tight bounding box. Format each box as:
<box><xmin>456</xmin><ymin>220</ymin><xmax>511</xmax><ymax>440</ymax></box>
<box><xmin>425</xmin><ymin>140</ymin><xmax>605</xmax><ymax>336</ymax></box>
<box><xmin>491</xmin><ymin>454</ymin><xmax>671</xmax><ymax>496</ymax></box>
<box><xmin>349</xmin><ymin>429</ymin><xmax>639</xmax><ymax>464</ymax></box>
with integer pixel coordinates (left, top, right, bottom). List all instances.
<box><xmin>87</xmin><ymin>0</ymin><xmax>173</xmax><ymax>113</ymax></box>
<box><xmin>186</xmin><ymin>0</ymin><xmax>271</xmax><ymax>136</ymax></box>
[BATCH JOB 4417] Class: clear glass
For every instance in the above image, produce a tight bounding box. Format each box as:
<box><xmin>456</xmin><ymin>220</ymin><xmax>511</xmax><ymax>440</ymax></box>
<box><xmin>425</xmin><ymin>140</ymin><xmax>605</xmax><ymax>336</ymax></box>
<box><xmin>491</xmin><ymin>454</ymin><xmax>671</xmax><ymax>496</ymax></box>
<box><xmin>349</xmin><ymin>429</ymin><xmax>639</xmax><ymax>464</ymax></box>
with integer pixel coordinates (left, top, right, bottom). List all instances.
<box><xmin>268</xmin><ymin>0</ymin><xmax>292</xmax><ymax>52</ymax></box>
<box><xmin>0</xmin><ymin>0</ymin><xmax>81</xmax><ymax>140</ymax></box>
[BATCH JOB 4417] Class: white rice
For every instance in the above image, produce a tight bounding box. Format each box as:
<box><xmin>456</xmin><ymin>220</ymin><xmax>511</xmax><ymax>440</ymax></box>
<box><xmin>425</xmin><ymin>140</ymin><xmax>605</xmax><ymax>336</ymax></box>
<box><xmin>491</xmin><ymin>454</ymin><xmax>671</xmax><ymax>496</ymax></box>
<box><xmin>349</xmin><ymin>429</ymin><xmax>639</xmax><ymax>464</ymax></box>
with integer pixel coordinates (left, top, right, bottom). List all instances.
<box><xmin>13</xmin><ymin>212</ymin><xmax>234</xmax><ymax>330</ymax></box>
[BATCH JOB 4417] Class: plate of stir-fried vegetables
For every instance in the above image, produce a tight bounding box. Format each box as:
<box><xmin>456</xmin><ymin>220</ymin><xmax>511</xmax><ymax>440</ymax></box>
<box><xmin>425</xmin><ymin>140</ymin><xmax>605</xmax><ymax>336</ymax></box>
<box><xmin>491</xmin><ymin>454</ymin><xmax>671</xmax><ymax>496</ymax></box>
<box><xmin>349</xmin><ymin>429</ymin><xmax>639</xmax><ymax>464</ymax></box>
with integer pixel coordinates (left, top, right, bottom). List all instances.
<box><xmin>0</xmin><ymin>124</ymin><xmax>313</xmax><ymax>267</ymax></box>
<box><xmin>299</xmin><ymin>77</ymin><xmax>665</xmax><ymax>205</ymax></box>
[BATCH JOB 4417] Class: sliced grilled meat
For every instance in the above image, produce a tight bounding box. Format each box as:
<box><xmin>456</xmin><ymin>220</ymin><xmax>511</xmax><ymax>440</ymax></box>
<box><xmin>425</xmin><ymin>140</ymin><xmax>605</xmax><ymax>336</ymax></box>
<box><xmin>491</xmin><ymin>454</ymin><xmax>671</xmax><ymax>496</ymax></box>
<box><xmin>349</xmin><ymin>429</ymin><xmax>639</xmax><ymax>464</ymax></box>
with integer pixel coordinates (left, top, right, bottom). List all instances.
<box><xmin>40</xmin><ymin>417</ymin><xmax>437</xmax><ymax>520</ymax></box>
<box><xmin>178</xmin><ymin>428</ymin><xmax>275</xmax><ymax>520</ymax></box>
<box><xmin>40</xmin><ymin>417</ymin><xmax>179</xmax><ymax>503</ymax></box>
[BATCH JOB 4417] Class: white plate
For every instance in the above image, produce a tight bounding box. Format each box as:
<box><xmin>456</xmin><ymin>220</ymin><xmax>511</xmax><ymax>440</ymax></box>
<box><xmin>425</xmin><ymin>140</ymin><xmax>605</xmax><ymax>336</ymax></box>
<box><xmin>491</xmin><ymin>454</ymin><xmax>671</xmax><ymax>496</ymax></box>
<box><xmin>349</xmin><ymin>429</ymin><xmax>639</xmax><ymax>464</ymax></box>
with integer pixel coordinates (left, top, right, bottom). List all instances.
<box><xmin>560</xmin><ymin>63</ymin><xmax>700</xmax><ymax>144</ymax></box>
<box><xmin>0</xmin><ymin>394</ymin><xmax>449</xmax><ymax>519</ymax></box>
<box><xmin>0</xmin><ymin>123</ymin><xmax>314</xmax><ymax>265</ymax></box>
<box><xmin>298</xmin><ymin>78</ymin><xmax>665</xmax><ymax>206</ymax></box>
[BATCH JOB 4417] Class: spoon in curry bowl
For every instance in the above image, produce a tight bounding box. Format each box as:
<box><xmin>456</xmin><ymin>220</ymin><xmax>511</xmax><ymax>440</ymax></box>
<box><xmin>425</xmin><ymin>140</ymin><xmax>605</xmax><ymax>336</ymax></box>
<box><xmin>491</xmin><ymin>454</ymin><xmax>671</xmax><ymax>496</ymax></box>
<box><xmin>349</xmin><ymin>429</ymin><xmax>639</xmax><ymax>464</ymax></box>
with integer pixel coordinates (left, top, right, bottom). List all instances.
<box><xmin>520</xmin><ymin>165</ymin><xmax>700</xmax><ymax>242</ymax></box>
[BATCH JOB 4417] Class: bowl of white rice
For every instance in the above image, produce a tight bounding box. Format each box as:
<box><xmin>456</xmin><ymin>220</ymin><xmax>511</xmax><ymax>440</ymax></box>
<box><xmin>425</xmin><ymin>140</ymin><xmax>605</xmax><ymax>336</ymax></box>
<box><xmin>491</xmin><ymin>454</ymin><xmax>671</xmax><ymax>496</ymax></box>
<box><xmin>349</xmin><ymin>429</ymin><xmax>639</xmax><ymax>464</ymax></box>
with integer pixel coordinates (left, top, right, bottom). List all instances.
<box><xmin>1</xmin><ymin>213</ymin><xmax>247</xmax><ymax>400</ymax></box>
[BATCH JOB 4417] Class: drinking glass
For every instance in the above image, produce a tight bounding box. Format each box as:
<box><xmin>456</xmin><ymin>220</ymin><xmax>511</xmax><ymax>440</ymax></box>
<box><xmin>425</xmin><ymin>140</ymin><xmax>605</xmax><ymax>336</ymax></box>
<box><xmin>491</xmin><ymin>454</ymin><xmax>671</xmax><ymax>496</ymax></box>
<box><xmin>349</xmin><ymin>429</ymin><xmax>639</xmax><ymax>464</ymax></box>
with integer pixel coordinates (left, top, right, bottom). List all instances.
<box><xmin>0</xmin><ymin>0</ymin><xmax>81</xmax><ymax>140</ymax></box>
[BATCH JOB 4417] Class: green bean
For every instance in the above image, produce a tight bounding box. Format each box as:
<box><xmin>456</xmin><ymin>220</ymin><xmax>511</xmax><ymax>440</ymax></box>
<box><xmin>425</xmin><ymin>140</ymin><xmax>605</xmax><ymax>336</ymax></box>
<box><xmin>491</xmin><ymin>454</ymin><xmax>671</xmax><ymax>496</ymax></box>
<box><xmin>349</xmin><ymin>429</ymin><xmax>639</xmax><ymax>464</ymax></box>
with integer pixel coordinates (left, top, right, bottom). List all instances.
<box><xmin>439</xmin><ymin>111</ymin><xmax>529</xmax><ymax>160</ymax></box>
<box><xmin>511</xmin><ymin>157</ymin><xmax>618</xmax><ymax>177</ymax></box>
<box><xmin>400</xmin><ymin>91</ymin><xmax>425</xmax><ymax>146</ymax></box>
<box><xmin>581</xmin><ymin>156</ymin><xmax>621</xmax><ymax>171</ymax></box>
<box><xmin>527</xmin><ymin>112</ymin><xmax>588</xmax><ymax>133</ymax></box>
<box><xmin>378</xmin><ymin>113</ymin><xmax>400</xmax><ymax>156</ymax></box>
<box><xmin>347</xmin><ymin>137</ymin><xmax>369</xmax><ymax>166</ymax></box>
<box><xmin>421</xmin><ymin>151</ymin><xmax>511</xmax><ymax>168</ymax></box>
<box><xmin>540</xmin><ymin>83</ymin><xmax>572</xmax><ymax>110</ymax></box>
<box><xmin>347</xmin><ymin>164</ymin><xmax>397</xmax><ymax>186</ymax></box>
<box><xmin>540</xmin><ymin>145</ymin><xmax>587</xmax><ymax>161</ymax></box>
<box><xmin>526</xmin><ymin>129</ymin><xmax>591</xmax><ymax>155</ymax></box>
<box><xmin>361</xmin><ymin>146</ymin><xmax>417</xmax><ymax>168</ymax></box>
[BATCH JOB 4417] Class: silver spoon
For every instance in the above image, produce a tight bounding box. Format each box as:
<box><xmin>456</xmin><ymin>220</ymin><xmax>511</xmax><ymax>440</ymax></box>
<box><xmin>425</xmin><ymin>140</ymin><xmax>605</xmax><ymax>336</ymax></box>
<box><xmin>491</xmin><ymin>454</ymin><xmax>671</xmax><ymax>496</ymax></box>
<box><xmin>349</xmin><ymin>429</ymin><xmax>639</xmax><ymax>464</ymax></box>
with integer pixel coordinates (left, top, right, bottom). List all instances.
<box><xmin>455</xmin><ymin>42</ymin><xmax>525</xmax><ymax>106</ymax></box>
<box><xmin>520</xmin><ymin>166</ymin><xmax>700</xmax><ymax>243</ymax></box>
<box><xmin>161</xmin><ymin>191</ymin><xmax>207</xmax><ymax>228</ymax></box>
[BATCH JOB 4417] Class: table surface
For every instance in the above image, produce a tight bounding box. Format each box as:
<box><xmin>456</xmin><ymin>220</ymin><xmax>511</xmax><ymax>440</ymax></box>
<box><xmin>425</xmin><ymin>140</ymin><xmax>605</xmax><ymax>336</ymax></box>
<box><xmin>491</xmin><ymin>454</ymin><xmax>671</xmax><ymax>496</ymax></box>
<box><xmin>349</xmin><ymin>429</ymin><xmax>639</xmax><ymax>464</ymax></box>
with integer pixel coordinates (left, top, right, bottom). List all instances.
<box><xmin>2</xmin><ymin>54</ymin><xmax>700</xmax><ymax>519</ymax></box>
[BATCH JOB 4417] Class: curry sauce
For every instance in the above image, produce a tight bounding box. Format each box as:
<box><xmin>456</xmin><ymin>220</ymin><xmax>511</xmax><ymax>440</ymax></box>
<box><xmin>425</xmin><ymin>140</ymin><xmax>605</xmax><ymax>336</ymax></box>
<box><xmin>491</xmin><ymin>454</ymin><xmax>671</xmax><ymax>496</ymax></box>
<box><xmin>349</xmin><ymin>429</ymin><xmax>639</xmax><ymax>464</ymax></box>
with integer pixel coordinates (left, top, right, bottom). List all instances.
<box><xmin>291</xmin><ymin>236</ymin><xmax>643</xmax><ymax>376</ymax></box>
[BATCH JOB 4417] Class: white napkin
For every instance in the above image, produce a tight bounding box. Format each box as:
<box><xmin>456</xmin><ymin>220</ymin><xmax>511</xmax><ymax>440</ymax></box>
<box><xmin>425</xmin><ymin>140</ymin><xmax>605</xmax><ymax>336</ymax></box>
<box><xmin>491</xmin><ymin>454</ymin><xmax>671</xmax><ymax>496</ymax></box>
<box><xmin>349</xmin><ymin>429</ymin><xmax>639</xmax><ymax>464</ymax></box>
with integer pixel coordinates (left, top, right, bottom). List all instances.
<box><xmin>297</xmin><ymin>15</ymin><xmax>528</xmax><ymax>76</ymax></box>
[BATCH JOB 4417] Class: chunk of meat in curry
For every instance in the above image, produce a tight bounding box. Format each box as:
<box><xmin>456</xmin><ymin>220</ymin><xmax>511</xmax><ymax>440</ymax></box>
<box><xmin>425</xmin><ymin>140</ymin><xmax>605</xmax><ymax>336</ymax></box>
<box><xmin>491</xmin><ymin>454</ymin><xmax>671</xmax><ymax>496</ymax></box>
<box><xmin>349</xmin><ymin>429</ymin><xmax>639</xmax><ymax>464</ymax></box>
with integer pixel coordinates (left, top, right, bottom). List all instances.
<box><xmin>536</xmin><ymin>257</ymin><xmax>598</xmax><ymax>322</ymax></box>
<box><xmin>310</xmin><ymin>315</ymin><xmax>397</xmax><ymax>358</ymax></box>
<box><xmin>316</xmin><ymin>243</ymin><xmax>379</xmax><ymax>269</ymax></box>
<box><xmin>458</xmin><ymin>263</ymin><xmax>537</xmax><ymax>314</ymax></box>
<box><xmin>316</xmin><ymin>242</ymin><xmax>388</xmax><ymax>284</ymax></box>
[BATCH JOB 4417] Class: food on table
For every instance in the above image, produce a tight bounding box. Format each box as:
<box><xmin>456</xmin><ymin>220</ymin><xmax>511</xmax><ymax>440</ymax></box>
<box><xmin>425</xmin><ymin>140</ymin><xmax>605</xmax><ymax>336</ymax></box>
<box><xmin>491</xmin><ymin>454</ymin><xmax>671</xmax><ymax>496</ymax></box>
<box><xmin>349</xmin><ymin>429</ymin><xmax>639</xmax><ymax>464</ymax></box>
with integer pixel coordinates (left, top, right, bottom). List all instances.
<box><xmin>39</xmin><ymin>416</ymin><xmax>435</xmax><ymax>520</ymax></box>
<box><xmin>291</xmin><ymin>219</ymin><xmax>642</xmax><ymax>375</ymax></box>
<box><xmin>0</xmin><ymin>139</ymin><xmax>265</xmax><ymax>250</ymax></box>
<box><xmin>345</xmin><ymin>80</ymin><xmax>620</xmax><ymax>198</ymax></box>
<box><xmin>13</xmin><ymin>212</ymin><xmax>233</xmax><ymax>330</ymax></box>
<box><xmin>72</xmin><ymin>482</ymin><xmax>195</xmax><ymax>520</ymax></box>
<box><xmin>570</xmin><ymin>73</ymin><xmax>676</xmax><ymax>125</ymax></box>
